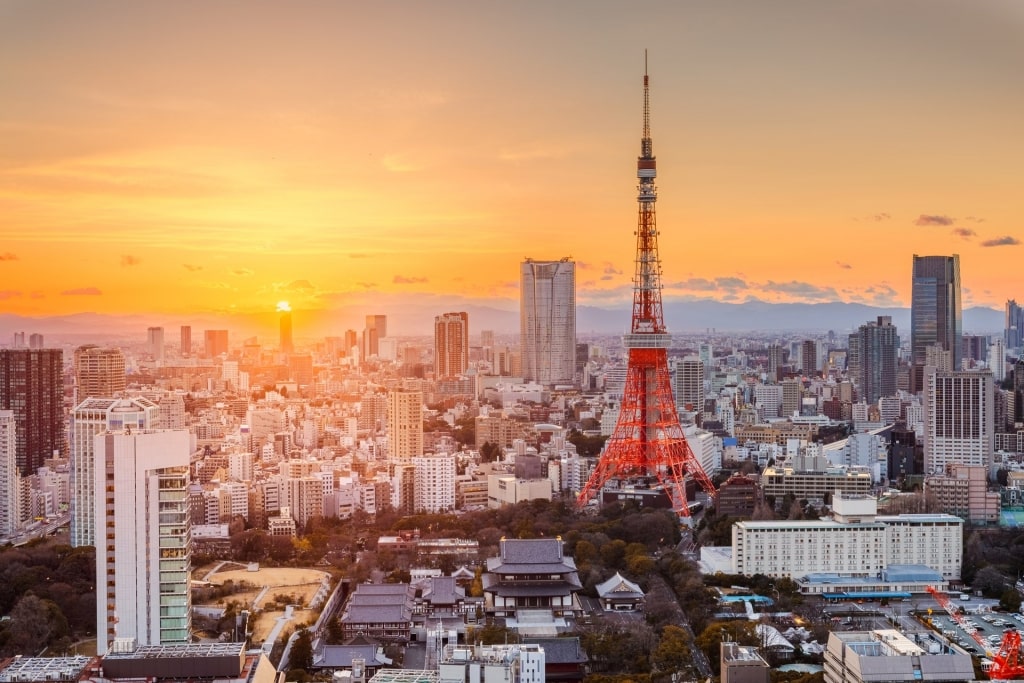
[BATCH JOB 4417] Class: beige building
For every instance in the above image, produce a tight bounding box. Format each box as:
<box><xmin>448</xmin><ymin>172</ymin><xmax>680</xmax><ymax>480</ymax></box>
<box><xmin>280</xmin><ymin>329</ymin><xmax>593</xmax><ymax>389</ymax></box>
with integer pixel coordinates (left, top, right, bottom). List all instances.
<box><xmin>924</xmin><ymin>463</ymin><xmax>999</xmax><ymax>525</ymax></box>
<box><xmin>721</xmin><ymin>642</ymin><xmax>770</xmax><ymax>683</ymax></box>
<box><xmin>388</xmin><ymin>389</ymin><xmax>423</xmax><ymax>463</ymax></box>
<box><xmin>487</xmin><ymin>475</ymin><xmax>552</xmax><ymax>509</ymax></box>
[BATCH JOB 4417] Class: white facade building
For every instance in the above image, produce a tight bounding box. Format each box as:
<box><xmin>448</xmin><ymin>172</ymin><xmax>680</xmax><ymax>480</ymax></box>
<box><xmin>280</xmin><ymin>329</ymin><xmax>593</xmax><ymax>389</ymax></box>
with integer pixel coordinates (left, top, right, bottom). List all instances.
<box><xmin>413</xmin><ymin>453</ymin><xmax>456</xmax><ymax>513</ymax></box>
<box><xmin>95</xmin><ymin>429</ymin><xmax>191</xmax><ymax>655</ymax></box>
<box><xmin>731</xmin><ymin>492</ymin><xmax>962</xmax><ymax>583</ymax></box>
<box><xmin>71</xmin><ymin>397</ymin><xmax>160</xmax><ymax>547</ymax></box>
<box><xmin>0</xmin><ymin>411</ymin><xmax>21</xmax><ymax>537</ymax></box>
<box><xmin>520</xmin><ymin>258</ymin><xmax>576</xmax><ymax>386</ymax></box>
<box><xmin>924</xmin><ymin>368</ymin><xmax>994</xmax><ymax>474</ymax></box>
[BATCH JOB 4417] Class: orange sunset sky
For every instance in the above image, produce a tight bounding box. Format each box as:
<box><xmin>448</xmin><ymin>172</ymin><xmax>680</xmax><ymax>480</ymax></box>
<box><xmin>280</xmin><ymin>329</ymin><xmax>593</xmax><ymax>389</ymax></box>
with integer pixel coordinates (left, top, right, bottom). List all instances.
<box><xmin>1</xmin><ymin>1</ymin><xmax>1022</xmax><ymax>329</ymax></box>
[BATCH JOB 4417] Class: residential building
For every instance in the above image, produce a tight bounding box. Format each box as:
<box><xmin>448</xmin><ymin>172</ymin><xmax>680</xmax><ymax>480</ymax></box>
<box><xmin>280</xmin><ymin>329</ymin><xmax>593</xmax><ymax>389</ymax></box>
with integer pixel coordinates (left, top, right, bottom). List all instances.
<box><xmin>760</xmin><ymin>465</ymin><xmax>872</xmax><ymax>501</ymax></box>
<box><xmin>388</xmin><ymin>389</ymin><xmax>423</xmax><ymax>464</ymax></box>
<box><xmin>0</xmin><ymin>348</ymin><xmax>65</xmax><ymax>475</ymax></box>
<box><xmin>0</xmin><ymin>411</ymin><xmax>21</xmax><ymax>537</ymax></box>
<box><xmin>95</xmin><ymin>429</ymin><xmax>191</xmax><ymax>655</ymax></box>
<box><xmin>180</xmin><ymin>325</ymin><xmax>191</xmax><ymax>356</ymax></box>
<box><xmin>716</xmin><ymin>473</ymin><xmax>759</xmax><ymax>517</ymax></box>
<box><xmin>924</xmin><ymin>463</ymin><xmax>999</xmax><ymax>525</ymax></box>
<box><xmin>413</xmin><ymin>453</ymin><xmax>456</xmax><ymax>513</ymax></box>
<box><xmin>674</xmin><ymin>356</ymin><xmax>704</xmax><ymax>418</ymax></box>
<box><xmin>910</xmin><ymin>255</ymin><xmax>962</xmax><ymax>393</ymax></box>
<box><xmin>71</xmin><ymin>397</ymin><xmax>160</xmax><ymax>547</ymax></box>
<box><xmin>923</xmin><ymin>368</ymin><xmax>994</xmax><ymax>474</ymax></box>
<box><xmin>521</xmin><ymin>258</ymin><xmax>576</xmax><ymax>386</ymax></box>
<box><xmin>435</xmin><ymin>312</ymin><xmax>470</xmax><ymax>378</ymax></box>
<box><xmin>848</xmin><ymin>317</ymin><xmax>900</xmax><ymax>404</ymax></box>
<box><xmin>74</xmin><ymin>346</ymin><xmax>127</xmax><ymax>401</ymax></box>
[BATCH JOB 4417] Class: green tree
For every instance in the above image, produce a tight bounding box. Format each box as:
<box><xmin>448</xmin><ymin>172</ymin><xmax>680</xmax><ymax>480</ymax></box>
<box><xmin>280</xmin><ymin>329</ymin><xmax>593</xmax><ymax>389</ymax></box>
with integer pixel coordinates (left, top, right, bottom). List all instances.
<box><xmin>1</xmin><ymin>594</ymin><xmax>69</xmax><ymax>657</ymax></box>
<box><xmin>1000</xmin><ymin>588</ymin><xmax>1023</xmax><ymax>613</ymax></box>
<box><xmin>696</xmin><ymin>621</ymin><xmax>757</xmax><ymax>674</ymax></box>
<box><xmin>290</xmin><ymin>628</ymin><xmax>314</xmax><ymax>672</ymax></box>
<box><xmin>651</xmin><ymin>625</ymin><xmax>695</xmax><ymax>677</ymax></box>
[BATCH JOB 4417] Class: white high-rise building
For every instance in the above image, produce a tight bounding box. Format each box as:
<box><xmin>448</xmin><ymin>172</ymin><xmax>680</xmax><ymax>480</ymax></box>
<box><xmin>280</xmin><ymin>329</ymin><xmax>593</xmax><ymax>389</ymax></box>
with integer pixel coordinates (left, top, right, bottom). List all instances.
<box><xmin>924</xmin><ymin>368</ymin><xmax>994</xmax><ymax>474</ymax></box>
<box><xmin>989</xmin><ymin>337</ymin><xmax>1007</xmax><ymax>382</ymax></box>
<box><xmin>413</xmin><ymin>453</ymin><xmax>456</xmax><ymax>513</ymax></box>
<box><xmin>71</xmin><ymin>397</ymin><xmax>160</xmax><ymax>547</ymax></box>
<box><xmin>520</xmin><ymin>258</ymin><xmax>576</xmax><ymax>386</ymax></box>
<box><xmin>0</xmin><ymin>411</ymin><xmax>22</xmax><ymax>537</ymax></box>
<box><xmin>674</xmin><ymin>356</ymin><xmax>705</xmax><ymax>419</ymax></box>
<box><xmin>95</xmin><ymin>429</ymin><xmax>191</xmax><ymax>655</ymax></box>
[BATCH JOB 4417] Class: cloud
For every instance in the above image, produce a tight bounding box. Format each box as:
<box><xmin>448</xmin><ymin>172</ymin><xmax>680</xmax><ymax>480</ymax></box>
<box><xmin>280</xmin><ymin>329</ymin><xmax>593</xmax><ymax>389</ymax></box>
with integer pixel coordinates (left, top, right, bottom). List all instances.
<box><xmin>0</xmin><ymin>252</ymin><xmax>17</xmax><ymax>261</ymax></box>
<box><xmin>715</xmin><ymin>277</ymin><xmax>748</xmax><ymax>290</ymax></box>
<box><xmin>576</xmin><ymin>261</ymin><xmax>592</xmax><ymax>270</ymax></box>
<box><xmin>349</xmin><ymin>253</ymin><xmax>373</xmax><ymax>259</ymax></box>
<box><xmin>914</xmin><ymin>214</ymin><xmax>954</xmax><ymax>226</ymax></box>
<box><xmin>232</xmin><ymin>268</ymin><xmax>253</xmax><ymax>276</ymax></box>
<box><xmin>761</xmin><ymin>280</ymin><xmax>840</xmax><ymax>301</ymax></box>
<box><xmin>182</xmin><ymin>263</ymin><xmax>203</xmax><ymax>272</ymax></box>
<box><xmin>62</xmin><ymin>287</ymin><xmax>102</xmax><ymax>296</ymax></box>
<box><xmin>835</xmin><ymin>261</ymin><xmax>852</xmax><ymax>269</ymax></box>
<box><xmin>120</xmin><ymin>254</ymin><xmax>141</xmax><ymax>266</ymax></box>
<box><xmin>952</xmin><ymin>227</ymin><xmax>976</xmax><ymax>239</ymax></box>
<box><xmin>285</xmin><ymin>279</ymin><xmax>316</xmax><ymax>291</ymax></box>
<box><xmin>393</xmin><ymin>275</ymin><xmax>428</xmax><ymax>284</ymax></box>
<box><xmin>965</xmin><ymin>216</ymin><xmax>985</xmax><ymax>223</ymax></box>
<box><xmin>0</xmin><ymin>290</ymin><xmax>22</xmax><ymax>300</ymax></box>
<box><xmin>602</xmin><ymin>262</ymin><xmax>623</xmax><ymax>276</ymax></box>
<box><xmin>357</xmin><ymin>281</ymin><xmax>377</xmax><ymax>289</ymax></box>
<box><xmin>862</xmin><ymin>283</ymin><xmax>901</xmax><ymax>306</ymax></box>
<box><xmin>872</xmin><ymin>213</ymin><xmax>891</xmax><ymax>222</ymax></box>
<box><xmin>981</xmin><ymin>236</ymin><xmax>1021</xmax><ymax>247</ymax></box>
<box><xmin>29</xmin><ymin>291</ymin><xmax>45</xmax><ymax>299</ymax></box>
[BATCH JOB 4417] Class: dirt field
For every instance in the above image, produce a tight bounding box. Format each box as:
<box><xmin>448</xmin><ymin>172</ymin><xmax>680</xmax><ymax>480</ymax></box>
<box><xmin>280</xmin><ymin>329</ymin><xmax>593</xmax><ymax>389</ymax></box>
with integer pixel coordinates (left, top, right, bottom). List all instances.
<box><xmin>197</xmin><ymin>565</ymin><xmax>331</xmax><ymax>643</ymax></box>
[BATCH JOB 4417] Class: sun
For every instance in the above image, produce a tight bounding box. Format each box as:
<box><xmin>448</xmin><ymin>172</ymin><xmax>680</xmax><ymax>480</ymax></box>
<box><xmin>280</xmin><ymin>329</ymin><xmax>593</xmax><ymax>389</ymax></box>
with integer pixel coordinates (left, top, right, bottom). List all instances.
<box><xmin>276</xmin><ymin>301</ymin><xmax>291</xmax><ymax>312</ymax></box>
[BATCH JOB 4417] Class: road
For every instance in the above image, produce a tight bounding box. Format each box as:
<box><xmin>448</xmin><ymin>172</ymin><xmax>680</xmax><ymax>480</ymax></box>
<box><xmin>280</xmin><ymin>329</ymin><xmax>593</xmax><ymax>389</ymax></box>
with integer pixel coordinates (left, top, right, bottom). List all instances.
<box><xmin>4</xmin><ymin>513</ymin><xmax>70</xmax><ymax>545</ymax></box>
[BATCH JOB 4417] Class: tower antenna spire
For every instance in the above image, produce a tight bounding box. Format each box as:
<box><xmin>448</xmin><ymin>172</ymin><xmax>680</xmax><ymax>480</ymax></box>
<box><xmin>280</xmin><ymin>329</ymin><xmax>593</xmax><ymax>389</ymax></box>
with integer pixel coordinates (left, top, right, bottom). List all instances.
<box><xmin>577</xmin><ymin>55</ymin><xmax>717</xmax><ymax>518</ymax></box>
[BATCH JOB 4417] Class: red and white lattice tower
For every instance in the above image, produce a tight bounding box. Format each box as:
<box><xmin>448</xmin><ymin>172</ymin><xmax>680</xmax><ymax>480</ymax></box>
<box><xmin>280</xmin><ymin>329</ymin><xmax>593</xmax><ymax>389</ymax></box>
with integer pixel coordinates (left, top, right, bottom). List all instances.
<box><xmin>576</xmin><ymin>57</ymin><xmax>717</xmax><ymax>517</ymax></box>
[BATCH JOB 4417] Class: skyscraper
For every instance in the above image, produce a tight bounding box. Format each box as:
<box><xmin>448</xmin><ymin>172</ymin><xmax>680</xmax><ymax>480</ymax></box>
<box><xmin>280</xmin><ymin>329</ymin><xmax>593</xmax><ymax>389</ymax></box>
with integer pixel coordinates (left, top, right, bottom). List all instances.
<box><xmin>0</xmin><ymin>349</ymin><xmax>64</xmax><ymax>475</ymax></box>
<box><xmin>279</xmin><ymin>302</ymin><xmax>293</xmax><ymax>354</ymax></box>
<box><xmin>923</xmin><ymin>368</ymin><xmax>994</xmax><ymax>474</ymax></box>
<box><xmin>180</xmin><ymin>325</ymin><xmax>191</xmax><ymax>357</ymax></box>
<box><xmin>362</xmin><ymin>315</ymin><xmax>387</xmax><ymax>360</ymax></box>
<box><xmin>28</xmin><ymin>333</ymin><xmax>44</xmax><ymax>349</ymax></box>
<box><xmin>848</xmin><ymin>316</ymin><xmax>900</xmax><ymax>404</ymax></box>
<box><xmin>911</xmin><ymin>254</ymin><xmax>962</xmax><ymax>393</ymax></box>
<box><xmin>767</xmin><ymin>344</ymin><xmax>784</xmax><ymax>382</ymax></box>
<box><xmin>1007</xmin><ymin>299</ymin><xmax>1024</xmax><ymax>351</ymax></box>
<box><xmin>95</xmin><ymin>429</ymin><xmax>191</xmax><ymax>654</ymax></box>
<box><xmin>387</xmin><ymin>389</ymin><xmax>422</xmax><ymax>464</ymax></box>
<box><xmin>434</xmin><ymin>312</ymin><xmax>469</xmax><ymax>378</ymax></box>
<box><xmin>204</xmin><ymin>329</ymin><xmax>228</xmax><ymax>358</ymax></box>
<box><xmin>71</xmin><ymin>397</ymin><xmax>160</xmax><ymax>547</ymax></box>
<box><xmin>520</xmin><ymin>258</ymin><xmax>576</xmax><ymax>386</ymax></box>
<box><xmin>146</xmin><ymin>326</ymin><xmax>165</xmax><ymax>364</ymax></box>
<box><xmin>74</xmin><ymin>345</ymin><xmax>127</xmax><ymax>401</ymax></box>
<box><xmin>800</xmin><ymin>340</ymin><xmax>818</xmax><ymax>377</ymax></box>
<box><xmin>0</xmin><ymin>411</ymin><xmax>21</xmax><ymax>538</ymax></box>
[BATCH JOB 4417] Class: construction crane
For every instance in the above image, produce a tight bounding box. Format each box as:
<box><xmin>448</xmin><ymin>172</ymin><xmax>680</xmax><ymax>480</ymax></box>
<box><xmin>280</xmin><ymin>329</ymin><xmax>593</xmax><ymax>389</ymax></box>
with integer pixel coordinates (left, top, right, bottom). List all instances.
<box><xmin>926</xmin><ymin>586</ymin><xmax>994</xmax><ymax>656</ymax></box>
<box><xmin>926</xmin><ymin>586</ymin><xmax>1024</xmax><ymax>679</ymax></box>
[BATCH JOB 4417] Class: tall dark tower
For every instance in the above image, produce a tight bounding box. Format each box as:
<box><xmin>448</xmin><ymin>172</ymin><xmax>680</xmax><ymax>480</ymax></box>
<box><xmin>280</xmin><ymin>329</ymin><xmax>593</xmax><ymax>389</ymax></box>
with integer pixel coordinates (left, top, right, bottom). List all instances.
<box><xmin>577</xmin><ymin>58</ymin><xmax>716</xmax><ymax>516</ymax></box>
<box><xmin>910</xmin><ymin>254</ymin><xmax>962</xmax><ymax>393</ymax></box>
<box><xmin>0</xmin><ymin>348</ymin><xmax>65</xmax><ymax>475</ymax></box>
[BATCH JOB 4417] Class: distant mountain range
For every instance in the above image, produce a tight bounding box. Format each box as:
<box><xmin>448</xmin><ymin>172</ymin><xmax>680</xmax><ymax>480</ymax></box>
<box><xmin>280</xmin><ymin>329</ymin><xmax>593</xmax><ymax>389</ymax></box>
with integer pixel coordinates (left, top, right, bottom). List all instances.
<box><xmin>0</xmin><ymin>300</ymin><xmax>1004</xmax><ymax>344</ymax></box>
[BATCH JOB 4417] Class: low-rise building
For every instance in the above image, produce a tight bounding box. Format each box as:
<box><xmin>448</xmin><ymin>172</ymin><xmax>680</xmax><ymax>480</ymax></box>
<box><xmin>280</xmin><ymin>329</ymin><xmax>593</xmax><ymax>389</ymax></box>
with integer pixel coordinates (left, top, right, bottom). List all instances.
<box><xmin>824</xmin><ymin>630</ymin><xmax>974</xmax><ymax>683</ymax></box>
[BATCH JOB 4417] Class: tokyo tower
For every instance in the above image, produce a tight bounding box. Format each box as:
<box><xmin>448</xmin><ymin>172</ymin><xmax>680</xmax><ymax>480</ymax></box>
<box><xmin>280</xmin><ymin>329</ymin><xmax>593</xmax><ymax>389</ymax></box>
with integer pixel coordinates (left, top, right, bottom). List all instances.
<box><xmin>576</xmin><ymin>58</ymin><xmax>717</xmax><ymax>517</ymax></box>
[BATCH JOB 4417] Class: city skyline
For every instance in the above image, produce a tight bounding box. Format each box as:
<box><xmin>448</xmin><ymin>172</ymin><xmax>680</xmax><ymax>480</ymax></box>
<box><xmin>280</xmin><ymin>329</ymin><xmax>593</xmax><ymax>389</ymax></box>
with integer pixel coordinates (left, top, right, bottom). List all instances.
<box><xmin>1</xmin><ymin>2</ymin><xmax>1021</xmax><ymax>322</ymax></box>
